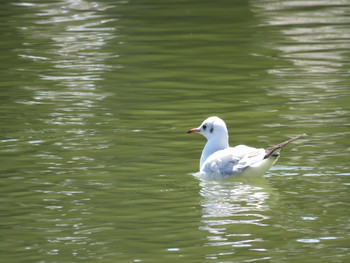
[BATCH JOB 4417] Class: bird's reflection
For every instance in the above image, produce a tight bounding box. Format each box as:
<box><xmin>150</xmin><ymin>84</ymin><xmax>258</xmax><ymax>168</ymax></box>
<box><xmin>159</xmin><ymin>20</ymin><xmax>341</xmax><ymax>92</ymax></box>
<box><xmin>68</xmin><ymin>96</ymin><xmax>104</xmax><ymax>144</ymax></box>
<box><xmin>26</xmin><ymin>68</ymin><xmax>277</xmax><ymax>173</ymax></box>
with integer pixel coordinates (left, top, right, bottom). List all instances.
<box><xmin>198</xmin><ymin>178</ymin><xmax>273</xmax><ymax>251</ymax></box>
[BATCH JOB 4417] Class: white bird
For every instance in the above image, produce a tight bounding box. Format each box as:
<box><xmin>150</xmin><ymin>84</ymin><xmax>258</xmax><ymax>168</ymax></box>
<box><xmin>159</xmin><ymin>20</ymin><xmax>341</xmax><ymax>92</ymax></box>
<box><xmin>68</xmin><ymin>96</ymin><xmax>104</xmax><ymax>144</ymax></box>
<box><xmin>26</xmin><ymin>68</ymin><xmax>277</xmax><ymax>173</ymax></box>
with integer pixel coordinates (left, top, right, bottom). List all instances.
<box><xmin>187</xmin><ymin>116</ymin><xmax>305</xmax><ymax>180</ymax></box>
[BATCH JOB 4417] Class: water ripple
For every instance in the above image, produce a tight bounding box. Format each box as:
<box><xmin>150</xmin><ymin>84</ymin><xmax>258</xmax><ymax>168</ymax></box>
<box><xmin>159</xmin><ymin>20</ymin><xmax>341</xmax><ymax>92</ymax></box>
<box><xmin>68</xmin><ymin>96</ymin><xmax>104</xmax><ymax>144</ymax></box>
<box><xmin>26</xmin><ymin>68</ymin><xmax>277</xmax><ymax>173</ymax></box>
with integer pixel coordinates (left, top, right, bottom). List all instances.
<box><xmin>199</xmin><ymin>180</ymin><xmax>272</xmax><ymax>250</ymax></box>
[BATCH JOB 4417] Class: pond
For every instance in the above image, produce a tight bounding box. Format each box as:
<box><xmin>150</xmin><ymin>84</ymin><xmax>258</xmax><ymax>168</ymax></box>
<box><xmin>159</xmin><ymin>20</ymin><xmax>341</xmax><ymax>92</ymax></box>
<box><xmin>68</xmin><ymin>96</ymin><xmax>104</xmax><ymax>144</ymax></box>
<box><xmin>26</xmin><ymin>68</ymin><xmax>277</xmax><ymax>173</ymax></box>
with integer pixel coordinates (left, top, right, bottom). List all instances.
<box><xmin>0</xmin><ymin>0</ymin><xmax>349</xmax><ymax>262</ymax></box>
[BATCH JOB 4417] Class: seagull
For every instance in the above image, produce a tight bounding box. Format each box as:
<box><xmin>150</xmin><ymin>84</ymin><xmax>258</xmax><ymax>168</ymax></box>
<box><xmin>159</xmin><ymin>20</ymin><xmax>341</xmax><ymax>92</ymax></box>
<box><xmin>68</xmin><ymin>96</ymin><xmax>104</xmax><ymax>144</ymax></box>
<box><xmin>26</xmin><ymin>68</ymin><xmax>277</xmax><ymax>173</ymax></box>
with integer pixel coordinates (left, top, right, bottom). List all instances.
<box><xmin>187</xmin><ymin>116</ymin><xmax>305</xmax><ymax>180</ymax></box>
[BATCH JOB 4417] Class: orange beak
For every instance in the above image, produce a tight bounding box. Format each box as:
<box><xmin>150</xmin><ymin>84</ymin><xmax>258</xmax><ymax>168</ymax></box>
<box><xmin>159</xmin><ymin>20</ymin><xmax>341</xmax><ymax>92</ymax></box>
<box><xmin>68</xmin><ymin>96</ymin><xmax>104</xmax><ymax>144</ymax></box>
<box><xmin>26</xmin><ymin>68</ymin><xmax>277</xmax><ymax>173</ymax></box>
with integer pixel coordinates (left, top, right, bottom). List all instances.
<box><xmin>187</xmin><ymin>128</ymin><xmax>200</xmax><ymax>134</ymax></box>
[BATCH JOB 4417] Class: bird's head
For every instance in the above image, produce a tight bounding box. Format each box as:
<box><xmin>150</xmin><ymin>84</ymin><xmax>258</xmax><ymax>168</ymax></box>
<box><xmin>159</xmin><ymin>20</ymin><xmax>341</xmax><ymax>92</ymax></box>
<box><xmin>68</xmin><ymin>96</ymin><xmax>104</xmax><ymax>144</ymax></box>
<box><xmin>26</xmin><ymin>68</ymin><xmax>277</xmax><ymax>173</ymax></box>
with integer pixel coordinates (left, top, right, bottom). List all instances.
<box><xmin>187</xmin><ymin>116</ymin><xmax>228</xmax><ymax>141</ymax></box>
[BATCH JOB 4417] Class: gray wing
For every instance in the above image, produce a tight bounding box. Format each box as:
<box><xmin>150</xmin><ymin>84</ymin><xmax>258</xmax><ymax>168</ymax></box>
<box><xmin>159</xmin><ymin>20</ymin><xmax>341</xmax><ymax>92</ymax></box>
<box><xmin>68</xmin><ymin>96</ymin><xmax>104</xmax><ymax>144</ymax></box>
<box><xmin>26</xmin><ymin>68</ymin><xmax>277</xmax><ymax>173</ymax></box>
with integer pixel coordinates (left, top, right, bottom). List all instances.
<box><xmin>200</xmin><ymin>145</ymin><xmax>266</xmax><ymax>175</ymax></box>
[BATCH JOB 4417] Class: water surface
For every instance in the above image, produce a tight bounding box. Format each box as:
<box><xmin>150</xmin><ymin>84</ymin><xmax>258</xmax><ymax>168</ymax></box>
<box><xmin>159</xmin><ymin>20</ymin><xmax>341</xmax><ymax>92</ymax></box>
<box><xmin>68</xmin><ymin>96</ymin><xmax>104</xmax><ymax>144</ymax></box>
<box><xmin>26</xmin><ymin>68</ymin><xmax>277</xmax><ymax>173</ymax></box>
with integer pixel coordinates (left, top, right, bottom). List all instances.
<box><xmin>0</xmin><ymin>0</ymin><xmax>349</xmax><ymax>262</ymax></box>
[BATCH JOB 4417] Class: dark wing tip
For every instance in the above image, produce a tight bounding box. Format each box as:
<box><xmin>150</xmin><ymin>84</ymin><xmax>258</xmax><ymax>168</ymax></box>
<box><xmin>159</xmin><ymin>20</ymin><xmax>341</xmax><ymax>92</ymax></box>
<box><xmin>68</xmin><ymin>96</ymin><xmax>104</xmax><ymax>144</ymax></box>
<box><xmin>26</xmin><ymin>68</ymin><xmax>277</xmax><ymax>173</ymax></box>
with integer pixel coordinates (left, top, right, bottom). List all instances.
<box><xmin>264</xmin><ymin>133</ymin><xmax>306</xmax><ymax>159</ymax></box>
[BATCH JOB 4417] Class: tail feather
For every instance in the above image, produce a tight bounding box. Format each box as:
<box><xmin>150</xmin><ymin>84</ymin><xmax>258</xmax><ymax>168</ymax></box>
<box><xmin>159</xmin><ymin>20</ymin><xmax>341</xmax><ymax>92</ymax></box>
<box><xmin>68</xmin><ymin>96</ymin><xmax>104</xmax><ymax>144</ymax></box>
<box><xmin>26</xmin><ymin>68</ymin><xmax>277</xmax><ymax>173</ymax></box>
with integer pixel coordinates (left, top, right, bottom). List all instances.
<box><xmin>264</xmin><ymin>134</ymin><xmax>306</xmax><ymax>159</ymax></box>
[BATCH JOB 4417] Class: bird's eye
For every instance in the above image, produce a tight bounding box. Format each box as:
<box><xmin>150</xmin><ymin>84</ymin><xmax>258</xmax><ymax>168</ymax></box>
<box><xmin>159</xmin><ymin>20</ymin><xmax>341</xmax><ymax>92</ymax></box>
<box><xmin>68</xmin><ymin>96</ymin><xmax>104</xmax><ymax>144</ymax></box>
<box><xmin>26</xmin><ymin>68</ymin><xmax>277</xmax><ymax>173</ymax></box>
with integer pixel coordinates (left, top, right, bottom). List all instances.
<box><xmin>202</xmin><ymin>125</ymin><xmax>207</xmax><ymax>130</ymax></box>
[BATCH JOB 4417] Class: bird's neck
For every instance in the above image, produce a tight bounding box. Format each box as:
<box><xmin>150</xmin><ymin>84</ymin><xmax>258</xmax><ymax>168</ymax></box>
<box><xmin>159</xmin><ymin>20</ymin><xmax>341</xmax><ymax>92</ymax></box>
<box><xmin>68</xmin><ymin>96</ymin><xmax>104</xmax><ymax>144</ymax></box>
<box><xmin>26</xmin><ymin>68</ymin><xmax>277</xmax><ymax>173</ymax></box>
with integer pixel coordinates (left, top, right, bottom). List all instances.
<box><xmin>200</xmin><ymin>136</ymin><xmax>229</xmax><ymax>168</ymax></box>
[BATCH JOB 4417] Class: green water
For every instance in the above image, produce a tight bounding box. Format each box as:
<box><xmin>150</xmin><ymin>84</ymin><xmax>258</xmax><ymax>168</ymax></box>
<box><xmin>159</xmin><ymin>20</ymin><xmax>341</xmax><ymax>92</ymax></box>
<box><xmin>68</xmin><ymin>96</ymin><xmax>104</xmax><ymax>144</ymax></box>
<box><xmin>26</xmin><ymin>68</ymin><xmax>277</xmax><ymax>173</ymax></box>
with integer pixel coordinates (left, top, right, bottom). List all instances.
<box><xmin>0</xmin><ymin>0</ymin><xmax>349</xmax><ymax>262</ymax></box>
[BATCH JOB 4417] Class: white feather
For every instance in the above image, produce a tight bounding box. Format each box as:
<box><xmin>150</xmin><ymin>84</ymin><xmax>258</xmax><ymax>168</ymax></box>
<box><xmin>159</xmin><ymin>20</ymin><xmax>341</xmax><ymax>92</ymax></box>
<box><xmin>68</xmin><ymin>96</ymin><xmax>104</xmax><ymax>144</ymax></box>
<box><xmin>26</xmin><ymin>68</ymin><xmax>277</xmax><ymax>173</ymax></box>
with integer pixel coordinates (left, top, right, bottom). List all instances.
<box><xmin>188</xmin><ymin>116</ymin><xmax>282</xmax><ymax>180</ymax></box>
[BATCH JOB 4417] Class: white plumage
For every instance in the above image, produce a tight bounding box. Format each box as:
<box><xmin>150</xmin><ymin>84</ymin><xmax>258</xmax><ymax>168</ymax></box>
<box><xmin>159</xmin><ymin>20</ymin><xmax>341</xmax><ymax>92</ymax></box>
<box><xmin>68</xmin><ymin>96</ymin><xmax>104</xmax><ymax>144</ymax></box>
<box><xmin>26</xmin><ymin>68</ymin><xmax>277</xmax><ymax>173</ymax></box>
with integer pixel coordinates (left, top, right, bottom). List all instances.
<box><xmin>187</xmin><ymin>116</ymin><xmax>304</xmax><ymax>180</ymax></box>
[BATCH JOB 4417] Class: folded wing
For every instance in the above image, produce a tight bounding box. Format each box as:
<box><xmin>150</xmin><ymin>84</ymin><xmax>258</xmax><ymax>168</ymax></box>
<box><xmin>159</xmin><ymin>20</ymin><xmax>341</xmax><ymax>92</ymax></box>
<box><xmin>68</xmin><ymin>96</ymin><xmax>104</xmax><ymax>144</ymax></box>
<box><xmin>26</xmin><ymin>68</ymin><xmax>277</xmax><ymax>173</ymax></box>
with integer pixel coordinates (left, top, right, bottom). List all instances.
<box><xmin>200</xmin><ymin>145</ymin><xmax>266</xmax><ymax>176</ymax></box>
